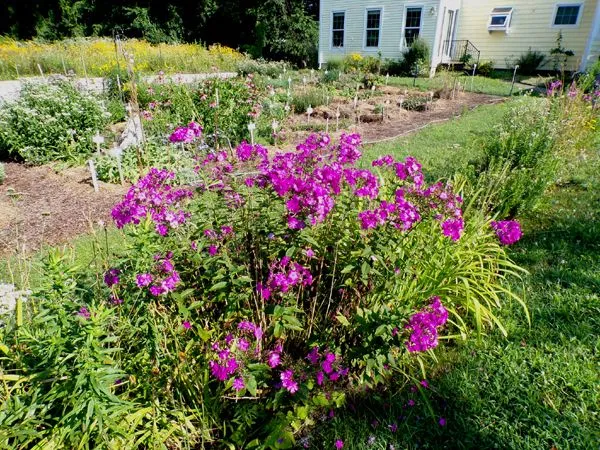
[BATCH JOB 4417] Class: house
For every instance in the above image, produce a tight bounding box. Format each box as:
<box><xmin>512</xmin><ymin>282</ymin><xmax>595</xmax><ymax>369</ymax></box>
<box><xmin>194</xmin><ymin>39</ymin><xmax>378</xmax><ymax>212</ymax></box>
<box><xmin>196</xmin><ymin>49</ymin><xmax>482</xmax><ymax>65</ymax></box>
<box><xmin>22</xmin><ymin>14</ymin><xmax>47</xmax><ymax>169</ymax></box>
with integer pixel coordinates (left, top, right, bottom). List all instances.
<box><xmin>318</xmin><ymin>0</ymin><xmax>600</xmax><ymax>73</ymax></box>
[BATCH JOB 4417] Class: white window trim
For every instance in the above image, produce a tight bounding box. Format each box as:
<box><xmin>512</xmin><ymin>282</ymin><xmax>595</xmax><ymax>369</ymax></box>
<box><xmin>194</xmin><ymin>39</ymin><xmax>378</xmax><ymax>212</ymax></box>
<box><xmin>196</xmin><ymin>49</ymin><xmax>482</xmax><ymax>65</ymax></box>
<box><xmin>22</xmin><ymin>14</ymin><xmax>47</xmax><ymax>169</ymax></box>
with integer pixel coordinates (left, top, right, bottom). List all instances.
<box><xmin>363</xmin><ymin>7</ymin><xmax>384</xmax><ymax>51</ymax></box>
<box><xmin>400</xmin><ymin>4</ymin><xmax>425</xmax><ymax>50</ymax></box>
<box><xmin>488</xmin><ymin>6</ymin><xmax>513</xmax><ymax>32</ymax></box>
<box><xmin>330</xmin><ymin>10</ymin><xmax>346</xmax><ymax>50</ymax></box>
<box><xmin>551</xmin><ymin>3</ymin><xmax>584</xmax><ymax>28</ymax></box>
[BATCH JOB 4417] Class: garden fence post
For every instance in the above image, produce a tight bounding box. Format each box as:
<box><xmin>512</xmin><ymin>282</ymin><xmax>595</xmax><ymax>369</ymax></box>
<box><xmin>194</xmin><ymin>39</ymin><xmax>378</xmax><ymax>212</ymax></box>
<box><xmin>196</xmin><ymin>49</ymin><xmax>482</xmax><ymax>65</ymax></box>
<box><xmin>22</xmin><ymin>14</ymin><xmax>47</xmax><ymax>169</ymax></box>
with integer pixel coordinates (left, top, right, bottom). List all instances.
<box><xmin>88</xmin><ymin>159</ymin><xmax>99</xmax><ymax>192</ymax></box>
<box><xmin>471</xmin><ymin>64</ymin><xmax>477</xmax><ymax>92</ymax></box>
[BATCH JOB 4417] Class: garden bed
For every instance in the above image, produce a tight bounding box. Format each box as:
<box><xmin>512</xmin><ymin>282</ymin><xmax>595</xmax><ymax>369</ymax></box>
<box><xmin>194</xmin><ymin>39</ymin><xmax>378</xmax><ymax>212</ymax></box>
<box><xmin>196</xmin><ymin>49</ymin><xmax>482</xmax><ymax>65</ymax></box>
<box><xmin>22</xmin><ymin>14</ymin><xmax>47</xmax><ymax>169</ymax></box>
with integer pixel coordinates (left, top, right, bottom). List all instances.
<box><xmin>0</xmin><ymin>162</ymin><xmax>126</xmax><ymax>255</ymax></box>
<box><xmin>285</xmin><ymin>87</ymin><xmax>503</xmax><ymax>145</ymax></box>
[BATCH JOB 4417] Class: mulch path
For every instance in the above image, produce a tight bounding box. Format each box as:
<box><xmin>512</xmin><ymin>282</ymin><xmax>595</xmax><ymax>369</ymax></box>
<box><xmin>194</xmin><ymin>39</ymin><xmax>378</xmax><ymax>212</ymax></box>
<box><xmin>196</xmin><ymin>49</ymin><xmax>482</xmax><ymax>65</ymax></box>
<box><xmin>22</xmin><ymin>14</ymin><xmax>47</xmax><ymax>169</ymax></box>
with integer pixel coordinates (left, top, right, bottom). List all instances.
<box><xmin>0</xmin><ymin>163</ymin><xmax>127</xmax><ymax>256</ymax></box>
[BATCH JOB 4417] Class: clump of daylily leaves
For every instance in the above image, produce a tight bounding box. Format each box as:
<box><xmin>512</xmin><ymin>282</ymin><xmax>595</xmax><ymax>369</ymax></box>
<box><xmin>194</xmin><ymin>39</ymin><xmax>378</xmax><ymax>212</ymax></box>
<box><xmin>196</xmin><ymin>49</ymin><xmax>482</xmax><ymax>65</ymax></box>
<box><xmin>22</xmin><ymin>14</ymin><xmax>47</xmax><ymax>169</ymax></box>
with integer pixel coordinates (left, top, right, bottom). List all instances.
<box><xmin>84</xmin><ymin>132</ymin><xmax>524</xmax><ymax>447</ymax></box>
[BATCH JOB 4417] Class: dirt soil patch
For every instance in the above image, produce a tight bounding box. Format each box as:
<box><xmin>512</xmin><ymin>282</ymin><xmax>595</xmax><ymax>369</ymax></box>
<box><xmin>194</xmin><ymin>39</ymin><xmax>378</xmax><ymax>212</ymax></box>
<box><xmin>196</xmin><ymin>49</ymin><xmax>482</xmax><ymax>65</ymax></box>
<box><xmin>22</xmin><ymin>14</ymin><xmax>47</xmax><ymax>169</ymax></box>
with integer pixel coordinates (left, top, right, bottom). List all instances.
<box><xmin>286</xmin><ymin>87</ymin><xmax>503</xmax><ymax>145</ymax></box>
<box><xmin>0</xmin><ymin>163</ymin><xmax>127</xmax><ymax>256</ymax></box>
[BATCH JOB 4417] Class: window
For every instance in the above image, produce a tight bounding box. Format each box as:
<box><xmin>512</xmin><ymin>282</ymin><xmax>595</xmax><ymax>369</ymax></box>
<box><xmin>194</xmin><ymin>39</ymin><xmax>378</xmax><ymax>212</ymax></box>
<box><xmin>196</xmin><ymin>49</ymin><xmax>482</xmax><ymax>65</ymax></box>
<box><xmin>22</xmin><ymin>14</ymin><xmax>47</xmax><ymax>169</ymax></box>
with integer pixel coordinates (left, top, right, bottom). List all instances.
<box><xmin>365</xmin><ymin>9</ymin><xmax>381</xmax><ymax>47</ymax></box>
<box><xmin>332</xmin><ymin>12</ymin><xmax>345</xmax><ymax>47</ymax></box>
<box><xmin>404</xmin><ymin>7</ymin><xmax>422</xmax><ymax>46</ymax></box>
<box><xmin>554</xmin><ymin>4</ymin><xmax>582</xmax><ymax>26</ymax></box>
<box><xmin>488</xmin><ymin>7</ymin><xmax>513</xmax><ymax>31</ymax></box>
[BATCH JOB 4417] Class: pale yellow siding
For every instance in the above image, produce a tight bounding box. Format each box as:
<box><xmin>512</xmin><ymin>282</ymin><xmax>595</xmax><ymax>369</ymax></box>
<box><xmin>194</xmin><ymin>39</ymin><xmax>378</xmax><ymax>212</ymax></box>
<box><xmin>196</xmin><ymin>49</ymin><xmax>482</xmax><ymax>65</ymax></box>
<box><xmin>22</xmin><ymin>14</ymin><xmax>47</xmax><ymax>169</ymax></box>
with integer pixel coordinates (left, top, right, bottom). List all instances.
<box><xmin>319</xmin><ymin>0</ymin><xmax>442</xmax><ymax>65</ymax></box>
<box><xmin>455</xmin><ymin>0</ymin><xmax>598</xmax><ymax>70</ymax></box>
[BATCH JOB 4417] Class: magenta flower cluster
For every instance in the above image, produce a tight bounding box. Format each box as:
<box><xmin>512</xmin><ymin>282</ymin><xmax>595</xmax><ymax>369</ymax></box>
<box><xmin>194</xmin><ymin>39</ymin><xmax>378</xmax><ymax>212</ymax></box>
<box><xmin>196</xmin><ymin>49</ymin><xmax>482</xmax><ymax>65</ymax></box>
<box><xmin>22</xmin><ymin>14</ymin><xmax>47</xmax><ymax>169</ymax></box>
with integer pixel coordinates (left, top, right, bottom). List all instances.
<box><xmin>490</xmin><ymin>220</ymin><xmax>522</xmax><ymax>245</ymax></box>
<box><xmin>405</xmin><ymin>296</ymin><xmax>449</xmax><ymax>353</ymax></box>
<box><xmin>111</xmin><ymin>168</ymin><xmax>192</xmax><ymax>236</ymax></box>
<box><xmin>306</xmin><ymin>346</ymin><xmax>348</xmax><ymax>386</ymax></box>
<box><xmin>260</xmin><ymin>256</ymin><xmax>313</xmax><ymax>299</ymax></box>
<box><xmin>209</xmin><ymin>320</ymin><xmax>275</xmax><ymax>392</ymax></box>
<box><xmin>169</xmin><ymin>121</ymin><xmax>202</xmax><ymax>143</ymax></box>
<box><xmin>135</xmin><ymin>252</ymin><xmax>181</xmax><ymax>296</ymax></box>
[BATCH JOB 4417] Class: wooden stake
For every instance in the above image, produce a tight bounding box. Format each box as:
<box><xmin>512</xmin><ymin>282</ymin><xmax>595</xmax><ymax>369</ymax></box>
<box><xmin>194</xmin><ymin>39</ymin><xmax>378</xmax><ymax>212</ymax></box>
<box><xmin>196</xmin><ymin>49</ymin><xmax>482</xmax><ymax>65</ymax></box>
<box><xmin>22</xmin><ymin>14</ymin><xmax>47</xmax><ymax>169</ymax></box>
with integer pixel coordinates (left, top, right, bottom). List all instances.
<box><xmin>88</xmin><ymin>160</ymin><xmax>99</xmax><ymax>192</ymax></box>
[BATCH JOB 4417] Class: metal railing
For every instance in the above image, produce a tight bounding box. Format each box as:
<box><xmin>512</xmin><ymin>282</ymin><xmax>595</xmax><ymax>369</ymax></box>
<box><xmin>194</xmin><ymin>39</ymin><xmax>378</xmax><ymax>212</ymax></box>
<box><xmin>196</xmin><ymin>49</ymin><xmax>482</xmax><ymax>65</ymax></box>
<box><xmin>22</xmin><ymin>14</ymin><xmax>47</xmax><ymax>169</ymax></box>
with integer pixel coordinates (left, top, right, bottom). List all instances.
<box><xmin>442</xmin><ymin>40</ymin><xmax>481</xmax><ymax>65</ymax></box>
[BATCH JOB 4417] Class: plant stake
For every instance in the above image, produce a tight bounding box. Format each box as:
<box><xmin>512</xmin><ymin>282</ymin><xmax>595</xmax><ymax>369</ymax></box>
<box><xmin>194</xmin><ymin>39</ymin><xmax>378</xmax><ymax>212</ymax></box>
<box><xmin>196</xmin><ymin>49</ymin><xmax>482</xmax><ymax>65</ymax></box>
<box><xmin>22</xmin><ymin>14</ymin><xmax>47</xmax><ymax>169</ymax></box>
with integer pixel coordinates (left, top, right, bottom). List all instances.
<box><xmin>509</xmin><ymin>65</ymin><xmax>519</xmax><ymax>96</ymax></box>
<box><xmin>248</xmin><ymin>122</ymin><xmax>256</xmax><ymax>145</ymax></box>
<box><xmin>88</xmin><ymin>159</ymin><xmax>99</xmax><ymax>192</ymax></box>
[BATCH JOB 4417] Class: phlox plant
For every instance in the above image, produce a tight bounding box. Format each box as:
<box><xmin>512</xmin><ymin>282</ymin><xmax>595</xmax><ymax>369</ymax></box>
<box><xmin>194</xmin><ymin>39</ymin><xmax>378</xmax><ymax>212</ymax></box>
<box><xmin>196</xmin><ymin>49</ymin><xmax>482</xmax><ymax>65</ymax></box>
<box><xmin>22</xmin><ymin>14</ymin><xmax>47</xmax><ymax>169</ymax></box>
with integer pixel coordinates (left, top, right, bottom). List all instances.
<box><xmin>0</xmin><ymin>133</ymin><xmax>525</xmax><ymax>449</ymax></box>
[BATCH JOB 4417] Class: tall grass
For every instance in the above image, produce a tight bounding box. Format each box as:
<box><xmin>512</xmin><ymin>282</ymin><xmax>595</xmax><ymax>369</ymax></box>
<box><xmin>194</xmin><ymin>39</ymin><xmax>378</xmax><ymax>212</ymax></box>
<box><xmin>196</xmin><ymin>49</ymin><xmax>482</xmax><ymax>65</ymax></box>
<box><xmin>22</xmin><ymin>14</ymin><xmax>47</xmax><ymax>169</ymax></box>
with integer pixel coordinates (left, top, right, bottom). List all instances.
<box><xmin>0</xmin><ymin>37</ymin><xmax>246</xmax><ymax>80</ymax></box>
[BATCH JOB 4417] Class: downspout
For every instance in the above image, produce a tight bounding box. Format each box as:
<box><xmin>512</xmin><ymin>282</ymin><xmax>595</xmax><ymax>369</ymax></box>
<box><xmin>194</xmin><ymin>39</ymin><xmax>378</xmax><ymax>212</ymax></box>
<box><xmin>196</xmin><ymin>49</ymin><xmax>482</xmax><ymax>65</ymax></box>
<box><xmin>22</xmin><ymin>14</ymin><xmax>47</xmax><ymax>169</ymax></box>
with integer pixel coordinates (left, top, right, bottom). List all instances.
<box><xmin>430</xmin><ymin>1</ymin><xmax>447</xmax><ymax>76</ymax></box>
<box><xmin>581</xmin><ymin>0</ymin><xmax>600</xmax><ymax>71</ymax></box>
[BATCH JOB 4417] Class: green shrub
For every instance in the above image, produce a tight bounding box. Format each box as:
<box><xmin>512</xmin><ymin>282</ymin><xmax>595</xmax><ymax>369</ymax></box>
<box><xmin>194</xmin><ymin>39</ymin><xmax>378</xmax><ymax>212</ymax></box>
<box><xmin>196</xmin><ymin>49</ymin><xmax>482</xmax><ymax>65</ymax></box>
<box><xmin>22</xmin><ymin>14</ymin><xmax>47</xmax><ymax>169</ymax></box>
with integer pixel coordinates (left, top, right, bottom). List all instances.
<box><xmin>468</xmin><ymin>98</ymin><xmax>557</xmax><ymax>217</ymax></box>
<box><xmin>381</xmin><ymin>58</ymin><xmax>404</xmax><ymax>76</ymax></box>
<box><xmin>401</xmin><ymin>96</ymin><xmax>430</xmax><ymax>111</ymax></box>
<box><xmin>514</xmin><ymin>49</ymin><xmax>546</xmax><ymax>75</ymax></box>
<box><xmin>321</xmin><ymin>69</ymin><xmax>340</xmax><ymax>83</ymax></box>
<box><xmin>401</xmin><ymin>38</ymin><xmax>430</xmax><ymax>76</ymax></box>
<box><xmin>0</xmin><ymin>133</ymin><xmax>526</xmax><ymax>448</ymax></box>
<box><xmin>237</xmin><ymin>59</ymin><xmax>288</xmax><ymax>78</ymax></box>
<box><xmin>325</xmin><ymin>58</ymin><xmax>344</xmax><ymax>71</ymax></box>
<box><xmin>0</xmin><ymin>81</ymin><xmax>109</xmax><ymax>165</ymax></box>
<box><xmin>290</xmin><ymin>88</ymin><xmax>325</xmax><ymax>113</ymax></box>
<box><xmin>476</xmin><ymin>60</ymin><xmax>494</xmax><ymax>77</ymax></box>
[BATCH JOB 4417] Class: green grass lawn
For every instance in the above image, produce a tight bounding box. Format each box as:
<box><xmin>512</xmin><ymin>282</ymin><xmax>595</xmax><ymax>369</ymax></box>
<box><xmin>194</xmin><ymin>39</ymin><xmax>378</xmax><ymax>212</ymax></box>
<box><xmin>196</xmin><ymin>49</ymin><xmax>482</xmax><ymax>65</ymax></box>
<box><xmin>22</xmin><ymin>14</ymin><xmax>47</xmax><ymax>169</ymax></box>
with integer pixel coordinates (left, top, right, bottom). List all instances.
<box><xmin>310</xmin><ymin>110</ymin><xmax>600</xmax><ymax>449</ymax></box>
<box><xmin>362</xmin><ymin>97</ymin><xmax>541</xmax><ymax>181</ymax></box>
<box><xmin>387</xmin><ymin>74</ymin><xmax>532</xmax><ymax>97</ymax></box>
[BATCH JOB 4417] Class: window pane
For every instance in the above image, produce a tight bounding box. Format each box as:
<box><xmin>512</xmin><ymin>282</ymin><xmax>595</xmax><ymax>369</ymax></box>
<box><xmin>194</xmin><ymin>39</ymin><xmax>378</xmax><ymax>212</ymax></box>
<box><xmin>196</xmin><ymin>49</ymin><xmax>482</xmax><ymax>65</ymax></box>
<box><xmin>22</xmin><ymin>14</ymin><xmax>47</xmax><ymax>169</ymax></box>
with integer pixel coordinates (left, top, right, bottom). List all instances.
<box><xmin>333</xmin><ymin>13</ymin><xmax>344</xmax><ymax>31</ymax></box>
<box><xmin>366</xmin><ymin>30</ymin><xmax>379</xmax><ymax>47</ymax></box>
<box><xmin>404</xmin><ymin>28</ymin><xmax>420</xmax><ymax>45</ymax></box>
<box><xmin>554</xmin><ymin>5</ymin><xmax>580</xmax><ymax>25</ymax></box>
<box><xmin>406</xmin><ymin>8</ymin><xmax>422</xmax><ymax>28</ymax></box>
<box><xmin>333</xmin><ymin>30</ymin><xmax>344</xmax><ymax>47</ymax></box>
<box><xmin>490</xmin><ymin>15</ymin><xmax>507</xmax><ymax>25</ymax></box>
<box><xmin>367</xmin><ymin>10</ymin><xmax>381</xmax><ymax>29</ymax></box>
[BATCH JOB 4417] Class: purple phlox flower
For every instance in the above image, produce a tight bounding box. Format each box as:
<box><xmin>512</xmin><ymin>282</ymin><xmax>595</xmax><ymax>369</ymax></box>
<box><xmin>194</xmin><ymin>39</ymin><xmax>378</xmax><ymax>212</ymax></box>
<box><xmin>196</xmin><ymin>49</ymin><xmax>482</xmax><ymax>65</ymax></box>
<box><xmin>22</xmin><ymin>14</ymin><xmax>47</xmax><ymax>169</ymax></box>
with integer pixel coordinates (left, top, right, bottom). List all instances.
<box><xmin>334</xmin><ymin>439</ymin><xmax>344</xmax><ymax>449</ymax></box>
<box><xmin>208</xmin><ymin>244</ymin><xmax>218</xmax><ymax>256</ymax></box>
<box><xmin>110</xmin><ymin>294</ymin><xmax>123</xmax><ymax>305</ymax></box>
<box><xmin>232</xmin><ymin>377</ymin><xmax>245</xmax><ymax>391</ymax></box>
<box><xmin>490</xmin><ymin>220</ymin><xmax>522</xmax><ymax>245</ymax></box>
<box><xmin>104</xmin><ymin>268</ymin><xmax>120</xmax><ymax>287</ymax></box>
<box><xmin>441</xmin><ymin>218</ymin><xmax>464</xmax><ymax>241</ymax></box>
<box><xmin>77</xmin><ymin>306</ymin><xmax>91</xmax><ymax>319</ymax></box>
<box><xmin>268</xmin><ymin>351</ymin><xmax>281</xmax><ymax>368</ymax></box>
<box><xmin>389</xmin><ymin>422</ymin><xmax>398</xmax><ymax>433</ymax></box>
<box><xmin>111</xmin><ymin>169</ymin><xmax>192</xmax><ymax>234</ymax></box>
<box><xmin>439</xmin><ymin>417</ymin><xmax>447</xmax><ymax>427</ymax></box>
<box><xmin>372</xmin><ymin>154</ymin><xmax>395</xmax><ymax>167</ymax></box>
<box><xmin>305</xmin><ymin>248</ymin><xmax>315</xmax><ymax>258</ymax></box>
<box><xmin>420</xmin><ymin>379</ymin><xmax>429</xmax><ymax>389</ymax></box>
<box><xmin>136</xmin><ymin>273</ymin><xmax>153</xmax><ymax>287</ymax></box>
<box><xmin>316</xmin><ymin>371</ymin><xmax>325</xmax><ymax>385</ymax></box>
<box><xmin>266</xmin><ymin>258</ymin><xmax>313</xmax><ymax>296</ymax></box>
<box><xmin>182</xmin><ymin>320</ymin><xmax>192</xmax><ymax>330</ymax></box>
<box><xmin>407</xmin><ymin>399</ymin><xmax>415</xmax><ymax>407</ymax></box>
<box><xmin>405</xmin><ymin>296</ymin><xmax>448</xmax><ymax>353</ymax></box>
<box><xmin>306</xmin><ymin>346</ymin><xmax>320</xmax><ymax>365</ymax></box>
<box><xmin>280</xmin><ymin>369</ymin><xmax>299</xmax><ymax>393</ymax></box>
<box><xmin>237</xmin><ymin>338</ymin><xmax>250</xmax><ymax>352</ymax></box>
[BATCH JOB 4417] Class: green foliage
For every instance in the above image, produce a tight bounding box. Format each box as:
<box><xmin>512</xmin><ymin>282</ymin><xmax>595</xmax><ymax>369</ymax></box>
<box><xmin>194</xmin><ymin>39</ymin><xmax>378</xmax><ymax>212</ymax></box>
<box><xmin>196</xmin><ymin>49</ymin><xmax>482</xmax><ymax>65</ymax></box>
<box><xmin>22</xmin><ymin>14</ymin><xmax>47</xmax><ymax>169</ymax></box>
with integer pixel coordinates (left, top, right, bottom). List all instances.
<box><xmin>0</xmin><ymin>80</ymin><xmax>109</xmax><ymax>165</ymax></box>
<box><xmin>237</xmin><ymin>59</ymin><xmax>288</xmax><ymax>78</ymax></box>
<box><xmin>401</xmin><ymin>96</ymin><xmax>430</xmax><ymax>111</ymax></box>
<box><xmin>401</xmin><ymin>38</ymin><xmax>431</xmax><ymax>76</ymax></box>
<box><xmin>467</xmin><ymin>98</ymin><xmax>557</xmax><ymax>218</ymax></box>
<box><xmin>290</xmin><ymin>89</ymin><xmax>325</xmax><ymax>114</ymax></box>
<box><xmin>514</xmin><ymin>49</ymin><xmax>546</xmax><ymax>75</ymax></box>
<box><xmin>475</xmin><ymin>60</ymin><xmax>494</xmax><ymax>77</ymax></box>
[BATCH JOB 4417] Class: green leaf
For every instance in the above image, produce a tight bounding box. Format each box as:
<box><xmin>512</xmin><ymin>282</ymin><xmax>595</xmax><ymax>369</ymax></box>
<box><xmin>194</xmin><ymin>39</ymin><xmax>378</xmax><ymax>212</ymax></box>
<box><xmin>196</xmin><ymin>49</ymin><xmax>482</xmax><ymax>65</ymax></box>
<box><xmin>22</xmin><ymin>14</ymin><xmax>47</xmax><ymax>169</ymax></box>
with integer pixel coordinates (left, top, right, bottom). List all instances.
<box><xmin>246</xmin><ymin>375</ymin><xmax>257</xmax><ymax>396</ymax></box>
<box><xmin>209</xmin><ymin>281</ymin><xmax>228</xmax><ymax>291</ymax></box>
<box><xmin>336</xmin><ymin>314</ymin><xmax>350</xmax><ymax>327</ymax></box>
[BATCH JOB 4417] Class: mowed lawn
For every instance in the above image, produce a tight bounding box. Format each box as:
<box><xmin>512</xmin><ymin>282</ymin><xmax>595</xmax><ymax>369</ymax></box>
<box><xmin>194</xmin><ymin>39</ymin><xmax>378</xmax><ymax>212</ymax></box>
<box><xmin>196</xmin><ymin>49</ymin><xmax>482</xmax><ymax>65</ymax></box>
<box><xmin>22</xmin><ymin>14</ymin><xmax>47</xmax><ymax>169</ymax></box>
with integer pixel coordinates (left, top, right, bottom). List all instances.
<box><xmin>312</xmin><ymin>100</ymin><xmax>600</xmax><ymax>449</ymax></box>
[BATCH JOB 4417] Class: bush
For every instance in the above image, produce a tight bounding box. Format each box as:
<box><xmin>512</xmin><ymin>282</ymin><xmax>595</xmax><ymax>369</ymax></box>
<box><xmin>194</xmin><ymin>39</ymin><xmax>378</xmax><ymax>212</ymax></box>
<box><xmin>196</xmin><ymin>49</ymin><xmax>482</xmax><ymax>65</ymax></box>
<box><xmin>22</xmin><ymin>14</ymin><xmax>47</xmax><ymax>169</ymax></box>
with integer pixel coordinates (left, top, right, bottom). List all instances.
<box><xmin>382</xmin><ymin>58</ymin><xmax>404</xmax><ymax>76</ymax></box>
<box><xmin>399</xmin><ymin>38</ymin><xmax>430</xmax><ymax>76</ymax></box>
<box><xmin>514</xmin><ymin>49</ymin><xmax>546</xmax><ymax>75</ymax></box>
<box><xmin>0</xmin><ymin>133</ymin><xmax>525</xmax><ymax>448</ymax></box>
<box><xmin>476</xmin><ymin>60</ymin><xmax>494</xmax><ymax>77</ymax></box>
<box><xmin>237</xmin><ymin>59</ymin><xmax>288</xmax><ymax>78</ymax></box>
<box><xmin>468</xmin><ymin>99</ymin><xmax>557</xmax><ymax>218</ymax></box>
<box><xmin>0</xmin><ymin>81</ymin><xmax>109</xmax><ymax>165</ymax></box>
<box><xmin>290</xmin><ymin>89</ymin><xmax>325</xmax><ymax>113</ymax></box>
